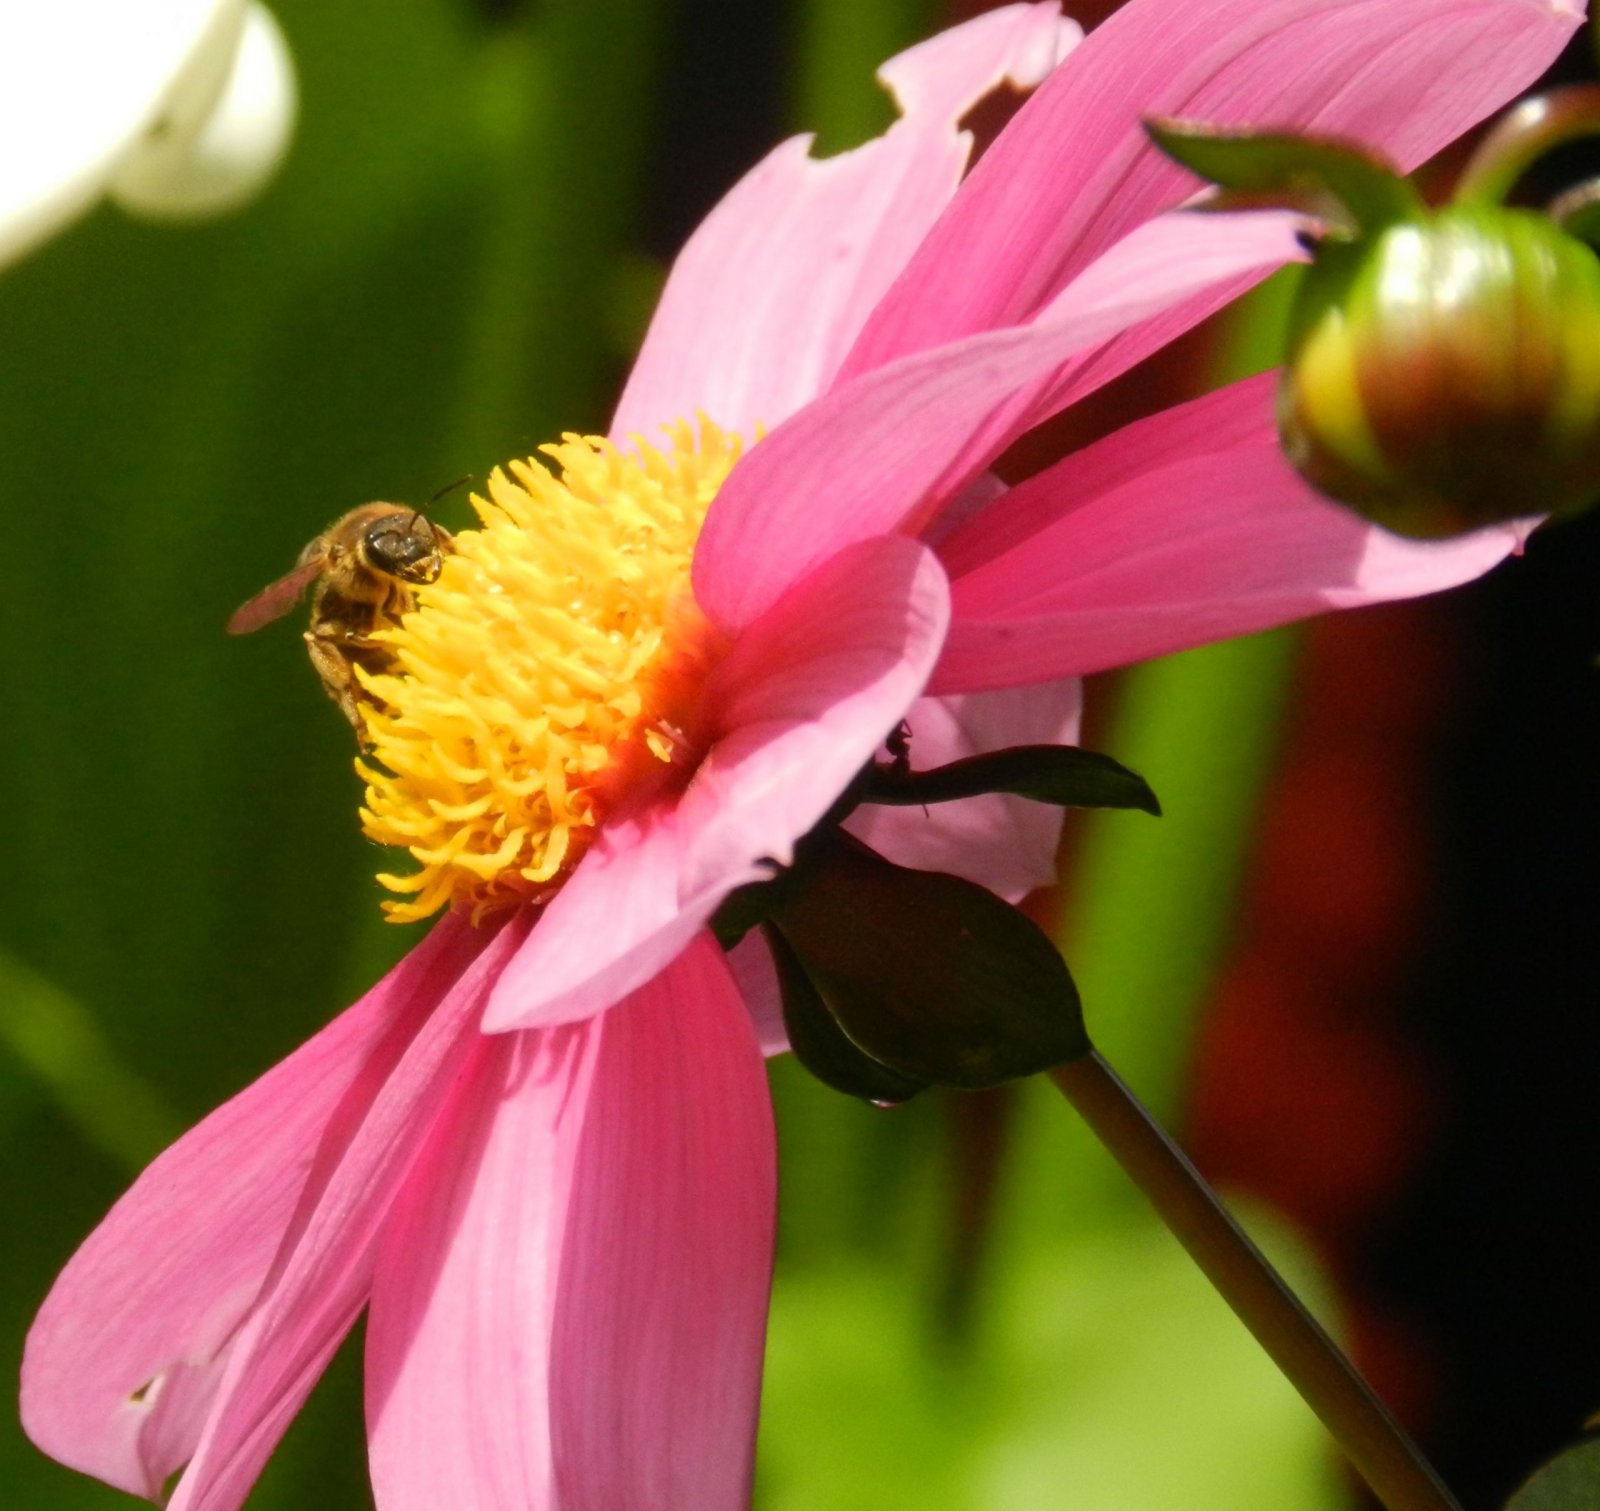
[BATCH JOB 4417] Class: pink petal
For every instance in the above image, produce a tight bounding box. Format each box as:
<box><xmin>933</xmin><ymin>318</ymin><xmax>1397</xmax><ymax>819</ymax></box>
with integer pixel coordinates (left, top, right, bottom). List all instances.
<box><xmin>846</xmin><ymin>680</ymin><xmax>1083</xmax><ymax>901</ymax></box>
<box><xmin>932</xmin><ymin>372</ymin><xmax>1525</xmax><ymax>693</ymax></box>
<box><xmin>481</xmin><ymin>804</ymin><xmax>717</xmax><ymax>1039</ymax></box>
<box><xmin>842</xmin><ymin>0</ymin><xmax>1582</xmax><ymax>376</ymax></box>
<box><xmin>483</xmin><ymin>534</ymin><xmax>951</xmax><ymax>1033</ymax></box>
<box><xmin>19</xmin><ymin>914</ymin><xmax>487</xmax><ymax>1501</ymax></box>
<box><xmin>693</xmin><ymin>207</ymin><xmax>1306</xmax><ymax>633</ymax></box>
<box><xmin>161</xmin><ymin>915</ymin><xmax>532</xmax><ymax>1511</ymax></box>
<box><xmin>725</xmin><ymin>931</ymin><xmax>788</xmax><ymax>1057</ymax></box>
<box><xmin>610</xmin><ymin>3</ymin><xmax>1078</xmax><ymax>443</ymax></box>
<box><xmin>925</xmin><ymin>469</ymin><xmax>1010</xmax><ymax>548</ymax></box>
<box><xmin>366</xmin><ymin>935</ymin><xmax>775</xmax><ymax>1511</ymax></box>
<box><xmin>684</xmin><ymin>536</ymin><xmax>948</xmax><ymax>892</ymax></box>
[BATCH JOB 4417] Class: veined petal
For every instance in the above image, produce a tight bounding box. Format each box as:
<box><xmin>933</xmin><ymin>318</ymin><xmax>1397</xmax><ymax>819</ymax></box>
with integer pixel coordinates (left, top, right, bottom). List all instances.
<box><xmin>160</xmin><ymin>915</ymin><xmax>531</xmax><ymax>1511</ymax></box>
<box><xmin>611</xmin><ymin>3</ymin><xmax>1077</xmax><ymax>442</ymax></box>
<box><xmin>932</xmin><ymin>373</ymin><xmax>1525</xmax><ymax>693</ymax></box>
<box><xmin>482</xmin><ymin>534</ymin><xmax>950</xmax><ymax>1034</ymax></box>
<box><xmin>367</xmin><ymin>936</ymin><xmax>775</xmax><ymax>1511</ymax></box>
<box><xmin>694</xmin><ymin>208</ymin><xmax>1306</xmax><ymax>633</ymax></box>
<box><xmin>846</xmin><ymin>680</ymin><xmax>1083</xmax><ymax>901</ymax></box>
<box><xmin>549</xmin><ymin>940</ymin><xmax>773</xmax><ymax>1508</ymax></box>
<box><xmin>842</xmin><ymin>0</ymin><xmax>1583</xmax><ymax>375</ymax></box>
<box><xmin>19</xmin><ymin>913</ymin><xmax>485</xmax><ymax>1501</ymax></box>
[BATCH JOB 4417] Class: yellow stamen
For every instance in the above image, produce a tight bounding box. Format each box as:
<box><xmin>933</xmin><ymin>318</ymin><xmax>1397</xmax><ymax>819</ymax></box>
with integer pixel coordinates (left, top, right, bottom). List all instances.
<box><xmin>358</xmin><ymin>419</ymin><xmax>743</xmax><ymax>923</ymax></box>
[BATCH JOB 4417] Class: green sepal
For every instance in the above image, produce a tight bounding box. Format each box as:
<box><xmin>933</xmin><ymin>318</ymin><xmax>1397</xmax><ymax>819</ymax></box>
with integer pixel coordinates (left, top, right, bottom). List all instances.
<box><xmin>1456</xmin><ymin>85</ymin><xmax>1600</xmax><ymax>208</ymax></box>
<box><xmin>763</xmin><ymin>925</ymin><xmax>930</xmax><ymax>1104</ymax></box>
<box><xmin>770</xmin><ymin>831</ymin><xmax>1090</xmax><ymax>1090</ymax></box>
<box><xmin>863</xmin><ymin>743</ymin><xmax>1161</xmax><ymax>816</ymax></box>
<box><xmin>1505</xmin><ymin>1434</ymin><xmax>1600</xmax><ymax>1509</ymax></box>
<box><xmin>1550</xmin><ymin>178</ymin><xmax>1600</xmax><ymax>246</ymax></box>
<box><xmin>1145</xmin><ymin>118</ymin><xmax>1422</xmax><ymax>235</ymax></box>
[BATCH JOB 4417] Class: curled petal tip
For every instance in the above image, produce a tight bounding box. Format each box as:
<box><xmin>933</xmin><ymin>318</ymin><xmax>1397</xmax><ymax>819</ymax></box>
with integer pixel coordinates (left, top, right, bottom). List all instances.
<box><xmin>110</xmin><ymin>3</ymin><xmax>297</xmax><ymax>220</ymax></box>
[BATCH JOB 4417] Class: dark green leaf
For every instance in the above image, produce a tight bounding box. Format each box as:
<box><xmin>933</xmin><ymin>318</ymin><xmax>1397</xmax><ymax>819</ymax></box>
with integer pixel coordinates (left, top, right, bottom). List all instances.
<box><xmin>764</xmin><ymin>927</ymin><xmax>929</xmax><ymax>1104</ymax></box>
<box><xmin>1145</xmin><ymin>118</ymin><xmax>1422</xmax><ymax>234</ymax></box>
<box><xmin>710</xmin><ymin>871</ymin><xmax>792</xmax><ymax>950</ymax></box>
<box><xmin>863</xmin><ymin>743</ymin><xmax>1161</xmax><ymax>816</ymax></box>
<box><xmin>771</xmin><ymin>833</ymin><xmax>1090</xmax><ymax>1089</ymax></box>
<box><xmin>1506</xmin><ymin>1435</ymin><xmax>1600</xmax><ymax>1509</ymax></box>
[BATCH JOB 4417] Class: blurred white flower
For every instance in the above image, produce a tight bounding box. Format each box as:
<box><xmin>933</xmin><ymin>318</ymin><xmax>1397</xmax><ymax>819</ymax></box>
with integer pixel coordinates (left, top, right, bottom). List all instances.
<box><xmin>0</xmin><ymin>0</ymin><xmax>295</xmax><ymax>267</ymax></box>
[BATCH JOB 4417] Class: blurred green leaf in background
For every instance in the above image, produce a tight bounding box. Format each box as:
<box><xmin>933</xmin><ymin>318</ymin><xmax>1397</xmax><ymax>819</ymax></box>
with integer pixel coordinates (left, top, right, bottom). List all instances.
<box><xmin>1</xmin><ymin>3</ymin><xmax>1349</xmax><ymax>1506</ymax></box>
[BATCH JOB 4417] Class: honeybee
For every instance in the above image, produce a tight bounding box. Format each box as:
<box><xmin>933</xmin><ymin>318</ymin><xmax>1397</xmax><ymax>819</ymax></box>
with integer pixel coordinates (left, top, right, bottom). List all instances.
<box><xmin>228</xmin><ymin>502</ymin><xmax>454</xmax><ymax>738</ymax></box>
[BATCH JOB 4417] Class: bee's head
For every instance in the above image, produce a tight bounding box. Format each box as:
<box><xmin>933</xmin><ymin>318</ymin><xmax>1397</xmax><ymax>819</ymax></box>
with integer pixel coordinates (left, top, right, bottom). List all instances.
<box><xmin>362</xmin><ymin>511</ymin><xmax>448</xmax><ymax>584</ymax></box>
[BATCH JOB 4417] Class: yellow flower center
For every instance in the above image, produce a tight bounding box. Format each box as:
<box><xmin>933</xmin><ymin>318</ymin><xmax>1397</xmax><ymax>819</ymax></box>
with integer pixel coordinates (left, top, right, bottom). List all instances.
<box><xmin>357</xmin><ymin>420</ymin><xmax>743</xmax><ymax>923</ymax></box>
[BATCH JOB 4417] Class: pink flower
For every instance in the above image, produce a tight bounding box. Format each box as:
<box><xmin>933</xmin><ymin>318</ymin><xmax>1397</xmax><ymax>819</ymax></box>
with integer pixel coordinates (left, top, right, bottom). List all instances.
<box><xmin>22</xmin><ymin>1</ymin><xmax>1580</xmax><ymax>1508</ymax></box>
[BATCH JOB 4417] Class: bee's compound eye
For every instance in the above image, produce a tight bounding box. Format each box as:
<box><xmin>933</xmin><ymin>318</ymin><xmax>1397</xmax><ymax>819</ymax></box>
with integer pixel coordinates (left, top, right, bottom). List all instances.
<box><xmin>365</xmin><ymin>515</ymin><xmax>441</xmax><ymax>581</ymax></box>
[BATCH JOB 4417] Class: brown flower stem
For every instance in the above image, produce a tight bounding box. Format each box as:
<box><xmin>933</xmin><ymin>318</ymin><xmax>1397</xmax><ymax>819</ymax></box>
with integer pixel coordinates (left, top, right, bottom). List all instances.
<box><xmin>1048</xmin><ymin>1050</ymin><xmax>1461</xmax><ymax>1511</ymax></box>
<box><xmin>936</xmin><ymin>1084</ymin><xmax>1018</xmax><ymax>1346</ymax></box>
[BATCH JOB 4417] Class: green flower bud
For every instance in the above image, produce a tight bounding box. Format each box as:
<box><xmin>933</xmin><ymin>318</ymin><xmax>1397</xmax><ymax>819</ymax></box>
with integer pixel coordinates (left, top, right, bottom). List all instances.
<box><xmin>1281</xmin><ymin>203</ymin><xmax>1600</xmax><ymax>538</ymax></box>
<box><xmin>1148</xmin><ymin>107</ymin><xmax>1600</xmax><ymax>539</ymax></box>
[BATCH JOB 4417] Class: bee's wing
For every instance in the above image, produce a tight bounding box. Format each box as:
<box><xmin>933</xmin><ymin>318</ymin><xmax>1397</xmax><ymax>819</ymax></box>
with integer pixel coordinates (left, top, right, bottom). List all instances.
<box><xmin>226</xmin><ymin>557</ymin><xmax>326</xmax><ymax>635</ymax></box>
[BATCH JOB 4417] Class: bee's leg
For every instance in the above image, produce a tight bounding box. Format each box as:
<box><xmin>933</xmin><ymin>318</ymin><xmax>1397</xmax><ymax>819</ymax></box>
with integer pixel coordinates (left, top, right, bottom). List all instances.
<box><xmin>313</xmin><ymin>620</ymin><xmax>382</xmax><ymax>651</ymax></box>
<box><xmin>303</xmin><ymin>629</ymin><xmax>366</xmax><ymax>735</ymax></box>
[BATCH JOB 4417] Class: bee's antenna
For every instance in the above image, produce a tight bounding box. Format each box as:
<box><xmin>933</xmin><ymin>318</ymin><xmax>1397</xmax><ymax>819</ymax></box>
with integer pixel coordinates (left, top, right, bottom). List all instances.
<box><xmin>425</xmin><ymin>474</ymin><xmax>474</xmax><ymax>510</ymax></box>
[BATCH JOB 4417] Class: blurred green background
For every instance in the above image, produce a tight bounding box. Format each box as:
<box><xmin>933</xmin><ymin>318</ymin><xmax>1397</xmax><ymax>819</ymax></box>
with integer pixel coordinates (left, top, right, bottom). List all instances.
<box><xmin>3</xmin><ymin>3</ymin><xmax>1595</xmax><ymax>1508</ymax></box>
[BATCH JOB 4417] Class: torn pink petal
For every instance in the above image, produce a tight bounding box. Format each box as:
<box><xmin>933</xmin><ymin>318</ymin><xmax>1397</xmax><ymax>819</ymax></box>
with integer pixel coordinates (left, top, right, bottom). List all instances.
<box><xmin>932</xmin><ymin>373</ymin><xmax>1524</xmax><ymax>693</ymax></box>
<box><xmin>159</xmin><ymin>916</ymin><xmax>531</xmax><ymax>1511</ymax></box>
<box><xmin>611</xmin><ymin>2</ymin><xmax>1078</xmax><ymax>442</ymax></box>
<box><xmin>19</xmin><ymin>914</ymin><xmax>486</xmax><ymax>1501</ymax></box>
<box><xmin>847</xmin><ymin>680</ymin><xmax>1082</xmax><ymax>901</ymax></box>
<box><xmin>484</xmin><ymin>534</ymin><xmax>950</xmax><ymax>1034</ymax></box>
<box><xmin>694</xmin><ymin>207</ymin><xmax>1306</xmax><ymax>633</ymax></box>
<box><xmin>366</xmin><ymin>937</ymin><xmax>774</xmax><ymax>1511</ymax></box>
<box><xmin>876</xmin><ymin>1</ymin><xmax>1075</xmax><ymax>118</ymax></box>
<box><xmin>843</xmin><ymin>0</ymin><xmax>1582</xmax><ymax>375</ymax></box>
